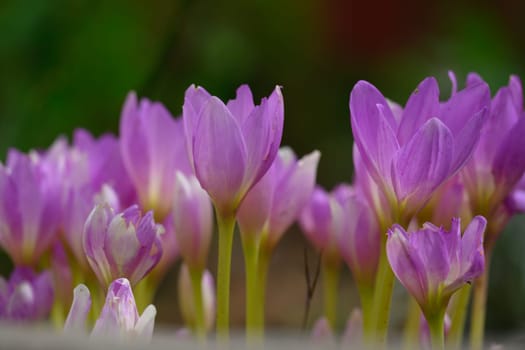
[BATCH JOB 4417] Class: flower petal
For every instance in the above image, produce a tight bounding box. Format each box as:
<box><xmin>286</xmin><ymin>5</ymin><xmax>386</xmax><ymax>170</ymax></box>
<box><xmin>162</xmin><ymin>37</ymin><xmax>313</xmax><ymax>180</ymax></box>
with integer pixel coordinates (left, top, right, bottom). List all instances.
<box><xmin>397</xmin><ymin>77</ymin><xmax>440</xmax><ymax>146</ymax></box>
<box><xmin>64</xmin><ymin>284</ymin><xmax>92</xmax><ymax>333</ymax></box>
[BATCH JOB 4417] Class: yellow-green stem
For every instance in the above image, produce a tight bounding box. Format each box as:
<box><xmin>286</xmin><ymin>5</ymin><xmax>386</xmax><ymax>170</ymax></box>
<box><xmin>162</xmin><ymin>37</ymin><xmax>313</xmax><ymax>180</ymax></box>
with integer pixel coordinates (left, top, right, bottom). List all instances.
<box><xmin>322</xmin><ymin>256</ymin><xmax>340</xmax><ymax>329</ymax></box>
<box><xmin>357</xmin><ymin>282</ymin><xmax>374</xmax><ymax>341</ymax></box>
<box><xmin>189</xmin><ymin>267</ymin><xmax>206</xmax><ymax>340</ymax></box>
<box><xmin>427</xmin><ymin>309</ymin><xmax>446</xmax><ymax>350</ymax></box>
<box><xmin>255</xmin><ymin>243</ymin><xmax>271</xmax><ymax>333</ymax></box>
<box><xmin>447</xmin><ymin>284</ymin><xmax>471</xmax><ymax>349</ymax></box>
<box><xmin>402</xmin><ymin>296</ymin><xmax>422</xmax><ymax>350</ymax></box>
<box><xmin>241</xmin><ymin>233</ymin><xmax>261</xmax><ymax>340</ymax></box>
<box><xmin>215</xmin><ymin>210</ymin><xmax>236</xmax><ymax>339</ymax></box>
<box><xmin>469</xmin><ymin>250</ymin><xmax>492</xmax><ymax>350</ymax></box>
<box><xmin>134</xmin><ymin>277</ymin><xmax>156</xmax><ymax>313</ymax></box>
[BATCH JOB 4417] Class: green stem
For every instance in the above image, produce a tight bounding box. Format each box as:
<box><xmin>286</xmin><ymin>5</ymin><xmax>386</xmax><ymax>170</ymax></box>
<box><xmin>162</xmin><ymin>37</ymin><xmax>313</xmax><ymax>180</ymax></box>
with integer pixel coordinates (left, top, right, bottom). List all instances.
<box><xmin>469</xmin><ymin>250</ymin><xmax>492</xmax><ymax>350</ymax></box>
<box><xmin>189</xmin><ymin>267</ymin><xmax>206</xmax><ymax>340</ymax></box>
<box><xmin>322</xmin><ymin>256</ymin><xmax>340</xmax><ymax>329</ymax></box>
<box><xmin>357</xmin><ymin>282</ymin><xmax>375</xmax><ymax>341</ymax></box>
<box><xmin>241</xmin><ymin>233</ymin><xmax>261</xmax><ymax>340</ymax></box>
<box><xmin>215</xmin><ymin>210</ymin><xmax>236</xmax><ymax>339</ymax></box>
<box><xmin>402</xmin><ymin>296</ymin><xmax>422</xmax><ymax>350</ymax></box>
<box><xmin>447</xmin><ymin>284</ymin><xmax>472</xmax><ymax>349</ymax></box>
<box><xmin>134</xmin><ymin>277</ymin><xmax>156</xmax><ymax>313</ymax></box>
<box><xmin>256</xmin><ymin>243</ymin><xmax>271</xmax><ymax>333</ymax></box>
<box><xmin>427</xmin><ymin>310</ymin><xmax>446</xmax><ymax>350</ymax></box>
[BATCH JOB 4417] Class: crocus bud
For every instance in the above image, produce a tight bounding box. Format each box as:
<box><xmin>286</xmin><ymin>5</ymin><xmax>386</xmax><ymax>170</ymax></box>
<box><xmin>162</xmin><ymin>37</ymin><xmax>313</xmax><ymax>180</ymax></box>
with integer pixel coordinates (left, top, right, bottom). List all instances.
<box><xmin>183</xmin><ymin>84</ymin><xmax>284</xmax><ymax>215</ymax></box>
<box><xmin>311</xmin><ymin>317</ymin><xmax>335</xmax><ymax>343</ymax></box>
<box><xmin>387</xmin><ymin>216</ymin><xmax>486</xmax><ymax>318</ymax></box>
<box><xmin>120</xmin><ymin>92</ymin><xmax>191</xmax><ymax>221</ymax></box>
<box><xmin>64</xmin><ymin>284</ymin><xmax>91</xmax><ymax>333</ymax></box>
<box><xmin>0</xmin><ymin>267</ymin><xmax>54</xmax><ymax>321</ymax></box>
<box><xmin>350</xmin><ymin>76</ymin><xmax>489</xmax><ymax>219</ymax></box>
<box><xmin>237</xmin><ymin>147</ymin><xmax>320</xmax><ymax>249</ymax></box>
<box><xmin>172</xmin><ymin>172</ymin><xmax>213</xmax><ymax>270</ymax></box>
<box><xmin>0</xmin><ymin>150</ymin><xmax>61</xmax><ymax>266</ymax></box>
<box><xmin>178</xmin><ymin>264</ymin><xmax>215</xmax><ymax>331</ymax></box>
<box><xmin>91</xmin><ymin>278</ymin><xmax>156</xmax><ymax>341</ymax></box>
<box><xmin>299</xmin><ymin>186</ymin><xmax>346</xmax><ymax>263</ymax></box>
<box><xmin>341</xmin><ymin>309</ymin><xmax>363</xmax><ymax>347</ymax></box>
<box><xmin>336</xmin><ymin>187</ymin><xmax>380</xmax><ymax>288</ymax></box>
<box><xmin>83</xmin><ymin>204</ymin><xmax>163</xmax><ymax>288</ymax></box>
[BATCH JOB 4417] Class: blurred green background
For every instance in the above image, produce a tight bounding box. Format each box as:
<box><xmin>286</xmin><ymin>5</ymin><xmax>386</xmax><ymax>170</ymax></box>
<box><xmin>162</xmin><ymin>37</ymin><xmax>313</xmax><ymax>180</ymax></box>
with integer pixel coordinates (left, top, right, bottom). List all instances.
<box><xmin>1</xmin><ymin>0</ymin><xmax>525</xmax><ymax>335</ymax></box>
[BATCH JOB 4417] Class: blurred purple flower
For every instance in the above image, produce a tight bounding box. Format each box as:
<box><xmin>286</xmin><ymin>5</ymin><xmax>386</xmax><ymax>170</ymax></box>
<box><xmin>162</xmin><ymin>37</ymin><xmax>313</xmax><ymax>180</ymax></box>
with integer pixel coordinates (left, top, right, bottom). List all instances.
<box><xmin>0</xmin><ymin>267</ymin><xmax>54</xmax><ymax>322</ymax></box>
<box><xmin>0</xmin><ymin>150</ymin><xmax>61</xmax><ymax>265</ymax></box>
<box><xmin>178</xmin><ymin>263</ymin><xmax>215</xmax><ymax>331</ymax></box>
<box><xmin>172</xmin><ymin>172</ymin><xmax>213</xmax><ymax>271</ymax></box>
<box><xmin>387</xmin><ymin>216</ymin><xmax>486</xmax><ymax>315</ymax></box>
<box><xmin>83</xmin><ymin>204</ymin><xmax>163</xmax><ymax>288</ymax></box>
<box><xmin>183</xmin><ymin>84</ymin><xmax>284</xmax><ymax>215</ymax></box>
<box><xmin>350</xmin><ymin>76</ymin><xmax>490</xmax><ymax>218</ymax></box>
<box><xmin>120</xmin><ymin>92</ymin><xmax>191</xmax><ymax>221</ymax></box>
<box><xmin>336</xmin><ymin>185</ymin><xmax>380</xmax><ymax>287</ymax></box>
<box><xmin>237</xmin><ymin>147</ymin><xmax>320</xmax><ymax>249</ymax></box>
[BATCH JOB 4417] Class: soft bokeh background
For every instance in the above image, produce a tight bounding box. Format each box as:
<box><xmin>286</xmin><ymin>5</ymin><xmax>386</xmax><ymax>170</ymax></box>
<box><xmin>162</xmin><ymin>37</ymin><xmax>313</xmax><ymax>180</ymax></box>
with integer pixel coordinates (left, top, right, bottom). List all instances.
<box><xmin>1</xmin><ymin>0</ymin><xmax>525</xmax><ymax>335</ymax></box>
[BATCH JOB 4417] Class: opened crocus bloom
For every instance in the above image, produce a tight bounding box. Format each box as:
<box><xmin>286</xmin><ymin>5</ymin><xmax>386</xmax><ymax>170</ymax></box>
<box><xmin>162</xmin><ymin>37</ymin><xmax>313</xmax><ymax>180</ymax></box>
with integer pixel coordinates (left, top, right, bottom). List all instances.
<box><xmin>237</xmin><ymin>147</ymin><xmax>320</xmax><ymax>249</ymax></box>
<box><xmin>0</xmin><ymin>267</ymin><xmax>54</xmax><ymax>321</ymax></box>
<box><xmin>387</xmin><ymin>216</ymin><xmax>486</xmax><ymax>317</ymax></box>
<box><xmin>120</xmin><ymin>92</ymin><xmax>191</xmax><ymax>221</ymax></box>
<box><xmin>0</xmin><ymin>150</ymin><xmax>61</xmax><ymax>266</ymax></box>
<box><xmin>183</xmin><ymin>84</ymin><xmax>284</xmax><ymax>215</ymax></box>
<box><xmin>83</xmin><ymin>204</ymin><xmax>163</xmax><ymax>288</ymax></box>
<box><xmin>350</xmin><ymin>76</ymin><xmax>490</xmax><ymax>219</ymax></box>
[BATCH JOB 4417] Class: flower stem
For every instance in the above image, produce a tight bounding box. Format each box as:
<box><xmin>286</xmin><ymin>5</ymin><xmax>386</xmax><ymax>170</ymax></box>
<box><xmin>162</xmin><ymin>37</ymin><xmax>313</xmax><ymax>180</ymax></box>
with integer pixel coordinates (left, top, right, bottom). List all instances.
<box><xmin>469</xmin><ymin>250</ymin><xmax>492</xmax><ymax>350</ymax></box>
<box><xmin>215</xmin><ymin>209</ymin><xmax>236</xmax><ymax>339</ymax></box>
<box><xmin>189</xmin><ymin>266</ymin><xmax>206</xmax><ymax>340</ymax></box>
<box><xmin>256</xmin><ymin>242</ymin><xmax>271</xmax><ymax>333</ymax></box>
<box><xmin>241</xmin><ymin>233</ymin><xmax>261</xmax><ymax>340</ymax></box>
<box><xmin>402</xmin><ymin>296</ymin><xmax>422</xmax><ymax>349</ymax></box>
<box><xmin>321</xmin><ymin>256</ymin><xmax>340</xmax><ymax>329</ymax></box>
<box><xmin>357</xmin><ymin>282</ymin><xmax>374</xmax><ymax>340</ymax></box>
<box><xmin>427</xmin><ymin>310</ymin><xmax>446</xmax><ymax>350</ymax></box>
<box><xmin>446</xmin><ymin>284</ymin><xmax>471</xmax><ymax>349</ymax></box>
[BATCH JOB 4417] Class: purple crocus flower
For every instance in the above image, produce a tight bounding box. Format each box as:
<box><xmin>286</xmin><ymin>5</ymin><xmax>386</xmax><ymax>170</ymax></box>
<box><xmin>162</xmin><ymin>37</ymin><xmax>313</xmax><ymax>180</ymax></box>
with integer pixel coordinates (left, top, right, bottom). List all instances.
<box><xmin>336</xmin><ymin>185</ymin><xmax>380</xmax><ymax>288</ymax></box>
<box><xmin>350</xmin><ymin>76</ymin><xmax>490</xmax><ymax>219</ymax></box>
<box><xmin>172</xmin><ymin>172</ymin><xmax>213</xmax><ymax>271</ymax></box>
<box><xmin>183</xmin><ymin>84</ymin><xmax>284</xmax><ymax>215</ymax></box>
<box><xmin>0</xmin><ymin>267</ymin><xmax>54</xmax><ymax>321</ymax></box>
<box><xmin>65</xmin><ymin>279</ymin><xmax>156</xmax><ymax>341</ymax></box>
<box><xmin>82</xmin><ymin>204</ymin><xmax>163</xmax><ymax>288</ymax></box>
<box><xmin>237</xmin><ymin>147</ymin><xmax>320</xmax><ymax>249</ymax></box>
<box><xmin>120</xmin><ymin>92</ymin><xmax>191</xmax><ymax>221</ymax></box>
<box><xmin>0</xmin><ymin>150</ymin><xmax>61</xmax><ymax>266</ymax></box>
<box><xmin>386</xmin><ymin>216</ymin><xmax>486</xmax><ymax>316</ymax></box>
<box><xmin>460</xmin><ymin>74</ymin><xmax>525</xmax><ymax>243</ymax></box>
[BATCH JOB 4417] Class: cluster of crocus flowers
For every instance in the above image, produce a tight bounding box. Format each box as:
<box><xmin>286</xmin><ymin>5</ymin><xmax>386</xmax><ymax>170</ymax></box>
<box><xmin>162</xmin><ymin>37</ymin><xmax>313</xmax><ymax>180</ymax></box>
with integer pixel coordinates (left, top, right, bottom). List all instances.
<box><xmin>0</xmin><ymin>72</ymin><xmax>522</xmax><ymax>350</ymax></box>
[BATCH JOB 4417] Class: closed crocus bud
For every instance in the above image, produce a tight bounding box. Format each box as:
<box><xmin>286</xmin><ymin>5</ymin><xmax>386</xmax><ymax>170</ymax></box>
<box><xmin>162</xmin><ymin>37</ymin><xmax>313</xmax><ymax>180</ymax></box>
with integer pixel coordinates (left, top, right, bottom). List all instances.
<box><xmin>183</xmin><ymin>84</ymin><xmax>284</xmax><ymax>215</ymax></box>
<box><xmin>341</xmin><ymin>309</ymin><xmax>363</xmax><ymax>347</ymax></box>
<box><xmin>311</xmin><ymin>317</ymin><xmax>335</xmax><ymax>343</ymax></box>
<box><xmin>237</xmin><ymin>147</ymin><xmax>320</xmax><ymax>249</ymax></box>
<box><xmin>0</xmin><ymin>150</ymin><xmax>61</xmax><ymax>266</ymax></box>
<box><xmin>350</xmin><ymin>76</ymin><xmax>489</xmax><ymax>219</ymax></box>
<box><xmin>64</xmin><ymin>284</ymin><xmax>91</xmax><ymax>333</ymax></box>
<box><xmin>120</xmin><ymin>92</ymin><xmax>191</xmax><ymax>221</ymax></box>
<box><xmin>92</xmin><ymin>278</ymin><xmax>157</xmax><ymax>341</ymax></box>
<box><xmin>387</xmin><ymin>216</ymin><xmax>486</xmax><ymax>318</ymax></box>
<box><xmin>83</xmin><ymin>204</ymin><xmax>163</xmax><ymax>289</ymax></box>
<box><xmin>178</xmin><ymin>264</ymin><xmax>215</xmax><ymax>331</ymax></box>
<box><xmin>172</xmin><ymin>172</ymin><xmax>213</xmax><ymax>270</ymax></box>
<box><xmin>0</xmin><ymin>267</ymin><xmax>54</xmax><ymax>322</ymax></box>
<box><xmin>336</xmin><ymin>186</ymin><xmax>380</xmax><ymax>288</ymax></box>
<box><xmin>299</xmin><ymin>186</ymin><xmax>344</xmax><ymax>262</ymax></box>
